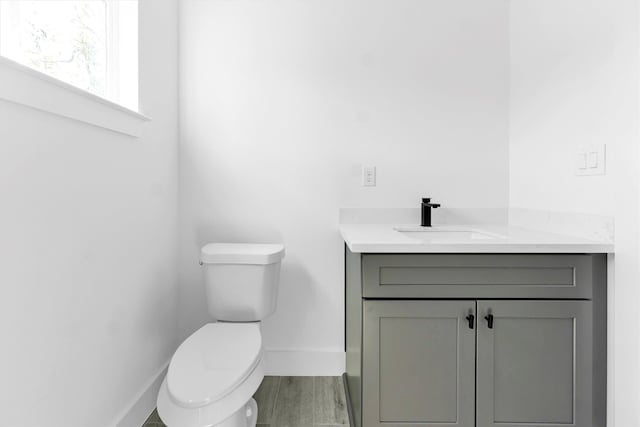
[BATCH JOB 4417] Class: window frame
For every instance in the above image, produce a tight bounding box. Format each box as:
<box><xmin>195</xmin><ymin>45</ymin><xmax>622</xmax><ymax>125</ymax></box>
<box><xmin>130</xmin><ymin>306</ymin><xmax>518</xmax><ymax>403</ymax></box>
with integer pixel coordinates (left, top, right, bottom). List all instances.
<box><xmin>0</xmin><ymin>0</ymin><xmax>147</xmax><ymax>136</ymax></box>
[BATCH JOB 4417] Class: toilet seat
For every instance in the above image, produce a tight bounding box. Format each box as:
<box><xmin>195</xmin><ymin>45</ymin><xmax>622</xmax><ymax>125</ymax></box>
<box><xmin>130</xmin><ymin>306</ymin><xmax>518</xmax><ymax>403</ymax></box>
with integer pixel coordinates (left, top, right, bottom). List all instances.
<box><xmin>158</xmin><ymin>323</ymin><xmax>265</xmax><ymax>427</ymax></box>
<box><xmin>167</xmin><ymin>323</ymin><xmax>262</xmax><ymax>409</ymax></box>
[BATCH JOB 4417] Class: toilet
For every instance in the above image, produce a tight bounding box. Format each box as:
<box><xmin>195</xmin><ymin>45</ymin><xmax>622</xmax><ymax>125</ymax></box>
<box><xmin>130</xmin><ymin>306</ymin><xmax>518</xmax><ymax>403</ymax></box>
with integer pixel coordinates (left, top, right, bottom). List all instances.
<box><xmin>157</xmin><ymin>243</ymin><xmax>285</xmax><ymax>427</ymax></box>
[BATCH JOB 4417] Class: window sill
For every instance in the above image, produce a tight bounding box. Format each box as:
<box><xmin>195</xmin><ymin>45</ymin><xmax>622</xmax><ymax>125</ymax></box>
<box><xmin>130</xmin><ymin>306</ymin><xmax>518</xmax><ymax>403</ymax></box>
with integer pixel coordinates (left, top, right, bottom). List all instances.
<box><xmin>0</xmin><ymin>56</ymin><xmax>149</xmax><ymax>137</ymax></box>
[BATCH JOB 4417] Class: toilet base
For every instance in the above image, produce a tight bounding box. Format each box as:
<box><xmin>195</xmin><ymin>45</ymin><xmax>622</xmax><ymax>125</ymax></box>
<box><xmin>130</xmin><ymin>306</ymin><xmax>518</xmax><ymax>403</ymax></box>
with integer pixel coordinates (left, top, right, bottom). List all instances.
<box><xmin>215</xmin><ymin>398</ymin><xmax>257</xmax><ymax>427</ymax></box>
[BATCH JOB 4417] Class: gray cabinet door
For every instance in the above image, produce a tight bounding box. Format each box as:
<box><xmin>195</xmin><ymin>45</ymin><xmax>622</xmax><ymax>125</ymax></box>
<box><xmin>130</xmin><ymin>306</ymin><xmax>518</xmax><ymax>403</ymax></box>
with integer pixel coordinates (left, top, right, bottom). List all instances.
<box><xmin>476</xmin><ymin>300</ymin><xmax>593</xmax><ymax>427</ymax></box>
<box><xmin>363</xmin><ymin>300</ymin><xmax>476</xmax><ymax>427</ymax></box>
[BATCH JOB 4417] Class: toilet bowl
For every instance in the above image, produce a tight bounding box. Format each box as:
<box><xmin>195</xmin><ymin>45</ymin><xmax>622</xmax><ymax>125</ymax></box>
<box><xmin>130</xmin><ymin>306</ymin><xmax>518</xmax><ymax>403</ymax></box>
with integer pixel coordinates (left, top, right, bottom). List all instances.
<box><xmin>157</xmin><ymin>243</ymin><xmax>285</xmax><ymax>427</ymax></box>
<box><xmin>157</xmin><ymin>323</ymin><xmax>264</xmax><ymax>426</ymax></box>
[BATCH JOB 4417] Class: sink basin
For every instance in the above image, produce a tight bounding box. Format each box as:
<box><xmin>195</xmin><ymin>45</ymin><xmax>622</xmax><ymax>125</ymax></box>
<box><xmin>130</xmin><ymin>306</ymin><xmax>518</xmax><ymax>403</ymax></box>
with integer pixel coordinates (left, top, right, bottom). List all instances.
<box><xmin>393</xmin><ymin>226</ymin><xmax>505</xmax><ymax>242</ymax></box>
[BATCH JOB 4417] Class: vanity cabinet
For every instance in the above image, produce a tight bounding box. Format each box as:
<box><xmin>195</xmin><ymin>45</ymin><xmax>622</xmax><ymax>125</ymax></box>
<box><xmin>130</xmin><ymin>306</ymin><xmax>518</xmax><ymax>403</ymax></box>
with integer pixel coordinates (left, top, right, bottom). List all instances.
<box><xmin>345</xmin><ymin>250</ymin><xmax>607</xmax><ymax>427</ymax></box>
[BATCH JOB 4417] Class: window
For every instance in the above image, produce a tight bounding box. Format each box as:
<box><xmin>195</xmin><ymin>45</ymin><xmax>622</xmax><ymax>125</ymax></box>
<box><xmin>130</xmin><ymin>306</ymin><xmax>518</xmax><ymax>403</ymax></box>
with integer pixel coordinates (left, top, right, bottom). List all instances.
<box><xmin>0</xmin><ymin>0</ymin><xmax>138</xmax><ymax>111</ymax></box>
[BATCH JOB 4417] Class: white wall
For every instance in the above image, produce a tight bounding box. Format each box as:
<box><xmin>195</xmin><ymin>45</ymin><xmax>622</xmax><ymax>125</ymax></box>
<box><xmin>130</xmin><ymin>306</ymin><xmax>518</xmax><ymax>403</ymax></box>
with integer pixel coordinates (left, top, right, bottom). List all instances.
<box><xmin>0</xmin><ymin>1</ymin><xmax>179</xmax><ymax>426</ymax></box>
<box><xmin>509</xmin><ymin>1</ymin><xmax>640</xmax><ymax>425</ymax></box>
<box><xmin>179</xmin><ymin>0</ymin><xmax>510</xmax><ymax>372</ymax></box>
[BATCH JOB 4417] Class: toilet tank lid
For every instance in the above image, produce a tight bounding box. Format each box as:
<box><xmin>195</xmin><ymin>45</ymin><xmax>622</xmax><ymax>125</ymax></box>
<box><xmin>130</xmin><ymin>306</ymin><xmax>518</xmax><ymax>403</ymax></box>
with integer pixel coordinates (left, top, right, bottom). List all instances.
<box><xmin>201</xmin><ymin>243</ymin><xmax>285</xmax><ymax>265</ymax></box>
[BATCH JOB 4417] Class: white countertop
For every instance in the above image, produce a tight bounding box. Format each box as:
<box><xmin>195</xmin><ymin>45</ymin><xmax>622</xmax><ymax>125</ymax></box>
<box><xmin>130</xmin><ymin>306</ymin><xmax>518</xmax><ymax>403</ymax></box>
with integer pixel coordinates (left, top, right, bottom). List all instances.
<box><xmin>340</xmin><ymin>224</ymin><xmax>614</xmax><ymax>253</ymax></box>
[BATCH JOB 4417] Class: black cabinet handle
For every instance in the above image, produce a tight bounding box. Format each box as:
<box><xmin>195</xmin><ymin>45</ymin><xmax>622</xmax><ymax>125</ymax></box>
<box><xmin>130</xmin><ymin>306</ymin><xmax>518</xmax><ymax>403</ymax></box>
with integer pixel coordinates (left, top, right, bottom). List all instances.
<box><xmin>466</xmin><ymin>314</ymin><xmax>475</xmax><ymax>329</ymax></box>
<box><xmin>484</xmin><ymin>314</ymin><xmax>494</xmax><ymax>329</ymax></box>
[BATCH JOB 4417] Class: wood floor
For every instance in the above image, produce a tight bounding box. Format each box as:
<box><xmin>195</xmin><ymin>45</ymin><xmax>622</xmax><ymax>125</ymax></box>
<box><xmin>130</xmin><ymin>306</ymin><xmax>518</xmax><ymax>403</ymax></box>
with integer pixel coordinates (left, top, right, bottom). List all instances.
<box><xmin>142</xmin><ymin>376</ymin><xmax>350</xmax><ymax>427</ymax></box>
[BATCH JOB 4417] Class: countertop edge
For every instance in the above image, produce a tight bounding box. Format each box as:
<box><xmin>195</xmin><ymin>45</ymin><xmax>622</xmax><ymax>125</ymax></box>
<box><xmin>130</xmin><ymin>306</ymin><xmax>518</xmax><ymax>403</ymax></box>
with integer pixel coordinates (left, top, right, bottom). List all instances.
<box><xmin>340</xmin><ymin>224</ymin><xmax>614</xmax><ymax>254</ymax></box>
<box><xmin>345</xmin><ymin>242</ymin><xmax>614</xmax><ymax>254</ymax></box>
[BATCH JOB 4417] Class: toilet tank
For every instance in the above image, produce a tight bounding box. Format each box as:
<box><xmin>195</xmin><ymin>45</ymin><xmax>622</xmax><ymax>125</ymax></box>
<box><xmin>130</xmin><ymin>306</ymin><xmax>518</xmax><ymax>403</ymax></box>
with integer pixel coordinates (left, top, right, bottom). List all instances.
<box><xmin>200</xmin><ymin>243</ymin><xmax>285</xmax><ymax>322</ymax></box>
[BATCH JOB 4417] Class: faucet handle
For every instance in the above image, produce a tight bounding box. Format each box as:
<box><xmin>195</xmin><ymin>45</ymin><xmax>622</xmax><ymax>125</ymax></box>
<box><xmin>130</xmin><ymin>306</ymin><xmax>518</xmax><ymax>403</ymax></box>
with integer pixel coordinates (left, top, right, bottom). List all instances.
<box><xmin>422</xmin><ymin>198</ymin><xmax>440</xmax><ymax>208</ymax></box>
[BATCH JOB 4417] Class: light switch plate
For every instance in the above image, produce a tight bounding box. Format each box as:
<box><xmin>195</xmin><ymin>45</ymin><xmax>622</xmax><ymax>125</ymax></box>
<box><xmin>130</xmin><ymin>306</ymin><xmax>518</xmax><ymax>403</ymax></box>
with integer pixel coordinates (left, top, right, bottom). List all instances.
<box><xmin>576</xmin><ymin>144</ymin><xmax>606</xmax><ymax>176</ymax></box>
<box><xmin>362</xmin><ymin>165</ymin><xmax>376</xmax><ymax>186</ymax></box>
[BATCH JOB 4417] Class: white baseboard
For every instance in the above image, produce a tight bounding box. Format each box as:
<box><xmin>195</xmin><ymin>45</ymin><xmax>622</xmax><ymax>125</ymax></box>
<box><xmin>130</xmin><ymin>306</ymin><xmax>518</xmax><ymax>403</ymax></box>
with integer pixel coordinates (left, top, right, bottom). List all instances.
<box><xmin>264</xmin><ymin>350</ymin><xmax>345</xmax><ymax>376</ymax></box>
<box><xmin>111</xmin><ymin>350</ymin><xmax>344</xmax><ymax>426</ymax></box>
<box><xmin>113</xmin><ymin>361</ymin><xmax>169</xmax><ymax>427</ymax></box>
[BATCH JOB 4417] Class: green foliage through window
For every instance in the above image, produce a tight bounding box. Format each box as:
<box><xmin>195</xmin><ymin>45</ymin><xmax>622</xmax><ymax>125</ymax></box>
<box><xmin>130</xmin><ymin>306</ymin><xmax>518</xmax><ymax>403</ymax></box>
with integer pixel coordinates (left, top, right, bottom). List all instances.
<box><xmin>0</xmin><ymin>1</ymin><xmax>138</xmax><ymax>110</ymax></box>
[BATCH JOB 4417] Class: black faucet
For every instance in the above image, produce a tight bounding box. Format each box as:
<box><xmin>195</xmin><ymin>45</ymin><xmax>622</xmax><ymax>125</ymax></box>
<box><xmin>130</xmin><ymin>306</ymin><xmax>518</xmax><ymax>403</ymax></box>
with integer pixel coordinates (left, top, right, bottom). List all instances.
<box><xmin>421</xmin><ymin>198</ymin><xmax>440</xmax><ymax>227</ymax></box>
